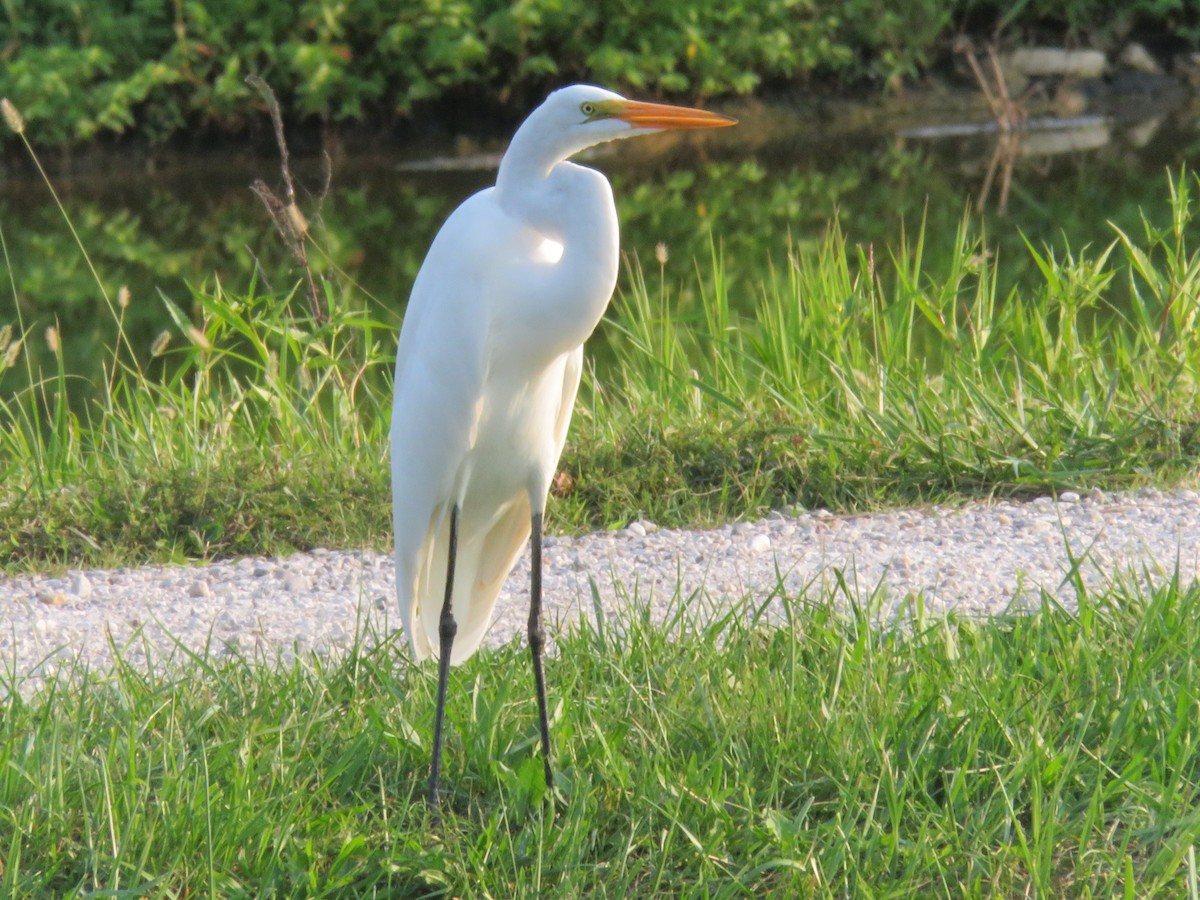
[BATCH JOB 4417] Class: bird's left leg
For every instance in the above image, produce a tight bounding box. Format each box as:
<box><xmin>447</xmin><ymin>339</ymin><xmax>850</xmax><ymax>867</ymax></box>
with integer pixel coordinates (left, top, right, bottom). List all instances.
<box><xmin>528</xmin><ymin>509</ymin><xmax>555</xmax><ymax>790</ymax></box>
<box><xmin>427</xmin><ymin>504</ymin><xmax>460</xmax><ymax>811</ymax></box>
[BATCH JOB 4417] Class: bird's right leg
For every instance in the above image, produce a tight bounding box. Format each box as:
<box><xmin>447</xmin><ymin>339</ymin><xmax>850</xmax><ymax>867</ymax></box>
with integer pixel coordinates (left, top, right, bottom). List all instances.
<box><xmin>528</xmin><ymin>509</ymin><xmax>556</xmax><ymax>791</ymax></box>
<box><xmin>427</xmin><ymin>504</ymin><xmax>460</xmax><ymax>811</ymax></box>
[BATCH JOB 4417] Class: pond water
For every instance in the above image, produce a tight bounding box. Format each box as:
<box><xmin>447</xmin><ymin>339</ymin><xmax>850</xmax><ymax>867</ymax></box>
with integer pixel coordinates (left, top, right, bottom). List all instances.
<box><xmin>2</xmin><ymin>85</ymin><xmax>1199</xmax><ymax>399</ymax></box>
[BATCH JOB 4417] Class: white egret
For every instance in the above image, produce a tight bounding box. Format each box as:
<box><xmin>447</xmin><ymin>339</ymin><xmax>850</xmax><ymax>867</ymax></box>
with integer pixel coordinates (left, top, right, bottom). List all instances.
<box><xmin>390</xmin><ymin>83</ymin><xmax>735</xmax><ymax>809</ymax></box>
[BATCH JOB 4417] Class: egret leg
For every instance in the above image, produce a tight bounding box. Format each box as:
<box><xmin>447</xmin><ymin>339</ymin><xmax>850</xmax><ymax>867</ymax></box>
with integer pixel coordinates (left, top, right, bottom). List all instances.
<box><xmin>529</xmin><ymin>510</ymin><xmax>555</xmax><ymax>790</ymax></box>
<box><xmin>428</xmin><ymin>504</ymin><xmax>460</xmax><ymax>811</ymax></box>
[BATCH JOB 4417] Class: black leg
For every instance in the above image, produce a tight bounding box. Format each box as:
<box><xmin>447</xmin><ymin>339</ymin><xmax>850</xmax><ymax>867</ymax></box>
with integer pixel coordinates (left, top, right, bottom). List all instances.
<box><xmin>529</xmin><ymin>510</ymin><xmax>555</xmax><ymax>790</ymax></box>
<box><xmin>428</xmin><ymin>504</ymin><xmax>459</xmax><ymax>811</ymax></box>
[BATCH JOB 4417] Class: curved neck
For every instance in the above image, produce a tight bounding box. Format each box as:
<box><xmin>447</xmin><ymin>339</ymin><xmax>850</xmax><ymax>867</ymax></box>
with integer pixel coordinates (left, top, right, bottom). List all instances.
<box><xmin>496</xmin><ymin>118</ymin><xmax>560</xmax><ymax>200</ymax></box>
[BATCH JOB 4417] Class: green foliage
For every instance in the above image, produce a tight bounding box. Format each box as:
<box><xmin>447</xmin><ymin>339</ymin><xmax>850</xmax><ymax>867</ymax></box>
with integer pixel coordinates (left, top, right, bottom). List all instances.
<box><xmin>3</xmin><ymin>0</ymin><xmax>1197</xmax><ymax>148</ymax></box>
<box><xmin>1</xmin><ymin>1</ymin><xmax>184</xmax><ymax>145</ymax></box>
<box><xmin>3</xmin><ymin>575</ymin><xmax>1200</xmax><ymax>894</ymax></box>
<box><xmin>838</xmin><ymin>0</ymin><xmax>954</xmax><ymax>88</ymax></box>
<box><xmin>959</xmin><ymin>0</ymin><xmax>1200</xmax><ymax>45</ymax></box>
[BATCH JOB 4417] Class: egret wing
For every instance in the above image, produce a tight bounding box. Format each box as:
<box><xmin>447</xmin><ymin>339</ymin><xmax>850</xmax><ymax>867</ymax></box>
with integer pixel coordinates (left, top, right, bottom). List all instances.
<box><xmin>391</xmin><ymin>194</ymin><xmax>494</xmax><ymax>660</ymax></box>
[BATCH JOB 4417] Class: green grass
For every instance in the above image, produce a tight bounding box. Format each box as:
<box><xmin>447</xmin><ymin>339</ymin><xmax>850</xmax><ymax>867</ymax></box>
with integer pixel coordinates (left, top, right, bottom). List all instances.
<box><xmin>564</xmin><ymin>195</ymin><xmax>1200</xmax><ymax>521</ymax></box>
<box><xmin>0</xmin><ymin>276</ymin><xmax>394</xmax><ymax>568</ymax></box>
<box><xmin>3</xmin><ymin>570</ymin><xmax>1199</xmax><ymax>896</ymax></box>
<box><xmin>4</xmin><ymin>170</ymin><xmax>1200</xmax><ymax>570</ymax></box>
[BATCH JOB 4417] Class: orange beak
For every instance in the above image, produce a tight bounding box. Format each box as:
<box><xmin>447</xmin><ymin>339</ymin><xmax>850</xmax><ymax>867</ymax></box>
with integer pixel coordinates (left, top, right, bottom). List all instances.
<box><xmin>613</xmin><ymin>100</ymin><xmax>737</xmax><ymax>130</ymax></box>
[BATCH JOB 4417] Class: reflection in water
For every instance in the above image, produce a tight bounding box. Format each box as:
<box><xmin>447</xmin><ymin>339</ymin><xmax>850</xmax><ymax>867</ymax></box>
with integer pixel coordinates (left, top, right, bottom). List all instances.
<box><xmin>900</xmin><ymin>115</ymin><xmax>1113</xmax><ymax>213</ymax></box>
<box><xmin>2</xmin><ymin>90</ymin><xmax>1199</xmax><ymax>400</ymax></box>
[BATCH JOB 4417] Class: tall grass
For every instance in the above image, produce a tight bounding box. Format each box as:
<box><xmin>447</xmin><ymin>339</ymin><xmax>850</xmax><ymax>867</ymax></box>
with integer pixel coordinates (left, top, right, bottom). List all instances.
<box><xmin>566</xmin><ymin>177</ymin><xmax>1199</xmax><ymax>524</ymax></box>
<box><xmin>2</xmin><ymin>571</ymin><xmax>1199</xmax><ymax>895</ymax></box>
<box><xmin>0</xmin><ymin>274</ymin><xmax>393</xmax><ymax>561</ymax></box>
<box><xmin>599</xmin><ymin>189</ymin><xmax>1198</xmax><ymax>458</ymax></box>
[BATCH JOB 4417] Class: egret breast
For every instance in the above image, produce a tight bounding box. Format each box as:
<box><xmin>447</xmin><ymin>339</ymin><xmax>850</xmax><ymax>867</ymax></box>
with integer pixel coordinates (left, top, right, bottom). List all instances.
<box><xmin>535</xmin><ymin>237</ymin><xmax>564</xmax><ymax>264</ymax></box>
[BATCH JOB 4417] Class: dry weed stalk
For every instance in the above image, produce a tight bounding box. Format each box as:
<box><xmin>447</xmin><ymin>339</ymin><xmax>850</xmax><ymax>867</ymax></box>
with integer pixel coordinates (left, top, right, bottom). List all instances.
<box><xmin>246</xmin><ymin>75</ymin><xmax>328</xmax><ymax>324</ymax></box>
<box><xmin>955</xmin><ymin>41</ymin><xmax>1029</xmax><ymax>214</ymax></box>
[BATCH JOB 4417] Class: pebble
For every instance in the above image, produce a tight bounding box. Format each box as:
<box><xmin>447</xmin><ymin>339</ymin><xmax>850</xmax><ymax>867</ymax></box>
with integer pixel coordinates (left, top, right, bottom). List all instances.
<box><xmin>71</xmin><ymin>573</ymin><xmax>93</xmax><ymax>599</ymax></box>
<box><xmin>283</xmin><ymin>574</ymin><xmax>311</xmax><ymax>593</ymax></box>
<box><xmin>2</xmin><ymin>488</ymin><xmax>1199</xmax><ymax>694</ymax></box>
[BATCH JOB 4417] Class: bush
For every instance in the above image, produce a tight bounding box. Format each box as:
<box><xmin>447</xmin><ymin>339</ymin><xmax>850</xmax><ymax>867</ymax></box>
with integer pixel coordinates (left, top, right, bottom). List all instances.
<box><xmin>0</xmin><ymin>0</ymin><xmax>1197</xmax><ymax>147</ymax></box>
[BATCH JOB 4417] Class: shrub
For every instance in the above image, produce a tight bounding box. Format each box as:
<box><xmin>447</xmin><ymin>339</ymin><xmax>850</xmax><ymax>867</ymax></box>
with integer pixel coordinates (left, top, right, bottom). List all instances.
<box><xmin>4</xmin><ymin>0</ymin><xmax>1195</xmax><ymax>149</ymax></box>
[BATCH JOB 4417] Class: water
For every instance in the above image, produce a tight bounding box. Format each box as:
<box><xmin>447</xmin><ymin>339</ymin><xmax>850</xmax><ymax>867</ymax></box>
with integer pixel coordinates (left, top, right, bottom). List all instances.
<box><xmin>2</xmin><ymin>87</ymin><xmax>1199</xmax><ymax>397</ymax></box>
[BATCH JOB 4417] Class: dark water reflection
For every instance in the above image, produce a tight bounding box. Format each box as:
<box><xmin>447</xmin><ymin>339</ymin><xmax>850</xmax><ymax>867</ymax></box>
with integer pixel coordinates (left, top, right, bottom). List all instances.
<box><xmin>2</xmin><ymin>89</ymin><xmax>1199</xmax><ymax>398</ymax></box>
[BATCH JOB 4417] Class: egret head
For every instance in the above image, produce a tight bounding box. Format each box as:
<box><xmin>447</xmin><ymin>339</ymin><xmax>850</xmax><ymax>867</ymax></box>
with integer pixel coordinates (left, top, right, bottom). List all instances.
<box><xmin>507</xmin><ymin>84</ymin><xmax>737</xmax><ymax>174</ymax></box>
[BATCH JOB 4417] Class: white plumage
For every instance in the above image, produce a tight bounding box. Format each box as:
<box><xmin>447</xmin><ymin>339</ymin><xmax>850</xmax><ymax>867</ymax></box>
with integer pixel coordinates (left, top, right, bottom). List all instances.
<box><xmin>388</xmin><ymin>84</ymin><xmax>735</xmax><ymax>806</ymax></box>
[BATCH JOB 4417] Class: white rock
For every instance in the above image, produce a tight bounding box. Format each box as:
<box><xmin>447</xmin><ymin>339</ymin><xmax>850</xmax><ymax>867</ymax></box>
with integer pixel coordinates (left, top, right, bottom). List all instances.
<box><xmin>188</xmin><ymin>580</ymin><xmax>212</xmax><ymax>598</ymax></box>
<box><xmin>1119</xmin><ymin>43</ymin><xmax>1160</xmax><ymax>75</ymax></box>
<box><xmin>1006</xmin><ymin>47</ymin><xmax>1107</xmax><ymax>78</ymax></box>
<box><xmin>748</xmin><ymin>534</ymin><xmax>771</xmax><ymax>554</ymax></box>
<box><xmin>283</xmin><ymin>574</ymin><xmax>311</xmax><ymax>593</ymax></box>
<box><xmin>71</xmin><ymin>573</ymin><xmax>93</xmax><ymax>599</ymax></box>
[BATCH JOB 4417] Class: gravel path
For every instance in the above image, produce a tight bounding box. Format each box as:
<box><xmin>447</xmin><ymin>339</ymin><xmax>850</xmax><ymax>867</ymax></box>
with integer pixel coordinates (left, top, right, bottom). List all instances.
<box><xmin>3</xmin><ymin>488</ymin><xmax>1198</xmax><ymax>690</ymax></box>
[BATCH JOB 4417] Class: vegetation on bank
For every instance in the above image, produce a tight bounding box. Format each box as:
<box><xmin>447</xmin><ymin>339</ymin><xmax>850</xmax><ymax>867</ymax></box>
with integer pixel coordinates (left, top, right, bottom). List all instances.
<box><xmin>3</xmin><ymin>573</ymin><xmax>1200</xmax><ymax>895</ymax></box>
<box><xmin>2</xmin><ymin>0</ymin><xmax>1199</xmax><ymax>149</ymax></box>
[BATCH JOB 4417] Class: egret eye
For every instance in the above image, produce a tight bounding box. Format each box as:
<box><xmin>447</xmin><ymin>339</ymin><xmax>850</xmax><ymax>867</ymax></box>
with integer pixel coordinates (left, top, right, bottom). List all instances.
<box><xmin>580</xmin><ymin>102</ymin><xmax>596</xmax><ymax>117</ymax></box>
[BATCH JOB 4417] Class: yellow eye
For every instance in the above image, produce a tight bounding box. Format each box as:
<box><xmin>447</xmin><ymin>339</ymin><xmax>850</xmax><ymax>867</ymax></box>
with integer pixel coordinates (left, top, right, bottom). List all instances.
<box><xmin>580</xmin><ymin>102</ymin><xmax>597</xmax><ymax>117</ymax></box>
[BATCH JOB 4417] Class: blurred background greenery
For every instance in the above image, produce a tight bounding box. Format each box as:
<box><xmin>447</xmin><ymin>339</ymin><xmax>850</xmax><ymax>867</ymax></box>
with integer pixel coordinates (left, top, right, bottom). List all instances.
<box><xmin>2</xmin><ymin>0</ymin><xmax>1198</xmax><ymax>149</ymax></box>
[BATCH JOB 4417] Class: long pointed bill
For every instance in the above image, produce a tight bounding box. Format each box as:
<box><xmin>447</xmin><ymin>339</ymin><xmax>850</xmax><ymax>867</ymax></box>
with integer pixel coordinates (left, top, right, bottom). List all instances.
<box><xmin>613</xmin><ymin>100</ymin><xmax>737</xmax><ymax>131</ymax></box>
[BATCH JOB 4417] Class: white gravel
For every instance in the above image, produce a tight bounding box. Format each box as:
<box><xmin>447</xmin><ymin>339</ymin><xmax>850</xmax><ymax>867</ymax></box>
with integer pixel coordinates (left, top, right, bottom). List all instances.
<box><xmin>2</xmin><ymin>487</ymin><xmax>1198</xmax><ymax>692</ymax></box>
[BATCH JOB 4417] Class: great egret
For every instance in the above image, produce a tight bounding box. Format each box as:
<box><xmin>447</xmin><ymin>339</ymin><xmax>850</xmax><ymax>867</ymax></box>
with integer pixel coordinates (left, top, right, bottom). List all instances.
<box><xmin>390</xmin><ymin>83</ymin><xmax>735</xmax><ymax>810</ymax></box>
